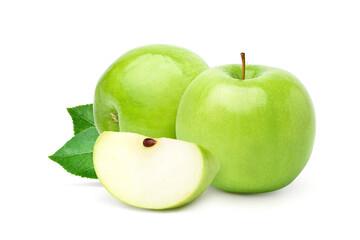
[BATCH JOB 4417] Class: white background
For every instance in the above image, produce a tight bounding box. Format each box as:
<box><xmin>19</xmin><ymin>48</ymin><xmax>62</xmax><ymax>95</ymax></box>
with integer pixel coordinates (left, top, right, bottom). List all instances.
<box><xmin>1</xmin><ymin>0</ymin><xmax>359</xmax><ymax>239</ymax></box>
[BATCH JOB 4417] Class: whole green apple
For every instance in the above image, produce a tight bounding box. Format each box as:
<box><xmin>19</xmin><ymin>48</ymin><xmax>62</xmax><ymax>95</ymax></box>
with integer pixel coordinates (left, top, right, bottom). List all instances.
<box><xmin>94</xmin><ymin>44</ymin><xmax>208</xmax><ymax>138</ymax></box>
<box><xmin>176</xmin><ymin>59</ymin><xmax>315</xmax><ymax>193</ymax></box>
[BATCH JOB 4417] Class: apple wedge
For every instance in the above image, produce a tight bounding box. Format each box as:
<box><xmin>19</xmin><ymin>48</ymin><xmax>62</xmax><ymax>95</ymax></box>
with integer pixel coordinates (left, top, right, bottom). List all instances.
<box><xmin>93</xmin><ymin>132</ymin><xmax>219</xmax><ymax>210</ymax></box>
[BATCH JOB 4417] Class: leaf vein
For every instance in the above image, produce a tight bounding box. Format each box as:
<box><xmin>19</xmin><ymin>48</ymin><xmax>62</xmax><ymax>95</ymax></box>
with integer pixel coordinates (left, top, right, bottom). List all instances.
<box><xmin>69</xmin><ymin>109</ymin><xmax>94</xmax><ymax>125</ymax></box>
<box><xmin>53</xmin><ymin>151</ymin><xmax>93</xmax><ymax>159</ymax></box>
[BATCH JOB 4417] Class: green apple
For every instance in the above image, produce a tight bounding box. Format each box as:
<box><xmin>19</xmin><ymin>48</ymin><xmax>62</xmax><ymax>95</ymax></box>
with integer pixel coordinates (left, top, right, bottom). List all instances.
<box><xmin>93</xmin><ymin>44</ymin><xmax>208</xmax><ymax>138</ymax></box>
<box><xmin>176</xmin><ymin>61</ymin><xmax>315</xmax><ymax>193</ymax></box>
<box><xmin>93</xmin><ymin>132</ymin><xmax>219</xmax><ymax>209</ymax></box>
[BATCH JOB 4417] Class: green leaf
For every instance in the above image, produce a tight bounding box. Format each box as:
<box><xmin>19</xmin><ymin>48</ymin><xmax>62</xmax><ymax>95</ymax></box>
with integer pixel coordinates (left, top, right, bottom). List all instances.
<box><xmin>49</xmin><ymin>127</ymin><xmax>99</xmax><ymax>179</ymax></box>
<box><xmin>67</xmin><ymin>104</ymin><xmax>95</xmax><ymax>135</ymax></box>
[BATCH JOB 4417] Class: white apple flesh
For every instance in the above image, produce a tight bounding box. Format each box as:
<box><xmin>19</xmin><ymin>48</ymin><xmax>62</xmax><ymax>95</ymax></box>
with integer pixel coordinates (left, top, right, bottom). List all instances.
<box><xmin>93</xmin><ymin>132</ymin><xmax>219</xmax><ymax>210</ymax></box>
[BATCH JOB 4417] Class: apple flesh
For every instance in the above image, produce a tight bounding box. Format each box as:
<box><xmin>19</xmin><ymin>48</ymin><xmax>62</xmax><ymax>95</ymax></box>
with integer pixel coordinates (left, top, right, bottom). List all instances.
<box><xmin>176</xmin><ymin>64</ymin><xmax>316</xmax><ymax>193</ymax></box>
<box><xmin>93</xmin><ymin>132</ymin><xmax>219</xmax><ymax>209</ymax></box>
<box><xmin>93</xmin><ymin>44</ymin><xmax>208</xmax><ymax>138</ymax></box>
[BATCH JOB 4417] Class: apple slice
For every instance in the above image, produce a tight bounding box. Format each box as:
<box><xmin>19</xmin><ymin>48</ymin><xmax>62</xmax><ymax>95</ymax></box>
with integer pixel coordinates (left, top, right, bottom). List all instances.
<box><xmin>93</xmin><ymin>132</ymin><xmax>219</xmax><ymax>210</ymax></box>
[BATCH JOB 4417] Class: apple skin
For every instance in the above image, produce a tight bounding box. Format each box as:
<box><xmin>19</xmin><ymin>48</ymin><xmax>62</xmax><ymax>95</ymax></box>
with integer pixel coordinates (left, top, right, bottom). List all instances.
<box><xmin>94</xmin><ymin>44</ymin><xmax>208</xmax><ymax>138</ymax></box>
<box><xmin>176</xmin><ymin>64</ymin><xmax>316</xmax><ymax>193</ymax></box>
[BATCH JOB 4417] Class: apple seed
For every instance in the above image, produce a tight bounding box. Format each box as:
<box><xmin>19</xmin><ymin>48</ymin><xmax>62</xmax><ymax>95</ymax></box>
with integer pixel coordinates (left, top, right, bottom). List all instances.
<box><xmin>143</xmin><ymin>138</ymin><xmax>157</xmax><ymax>147</ymax></box>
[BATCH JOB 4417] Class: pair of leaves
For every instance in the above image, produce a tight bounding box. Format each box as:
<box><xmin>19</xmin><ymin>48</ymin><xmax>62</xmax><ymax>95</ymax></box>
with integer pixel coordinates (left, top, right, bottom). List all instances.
<box><xmin>49</xmin><ymin>104</ymin><xmax>99</xmax><ymax>179</ymax></box>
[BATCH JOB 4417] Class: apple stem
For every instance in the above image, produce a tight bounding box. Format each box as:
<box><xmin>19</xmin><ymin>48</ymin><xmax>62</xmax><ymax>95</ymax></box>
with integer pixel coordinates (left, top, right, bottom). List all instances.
<box><xmin>110</xmin><ymin>112</ymin><xmax>119</xmax><ymax>123</ymax></box>
<box><xmin>143</xmin><ymin>138</ymin><xmax>157</xmax><ymax>147</ymax></box>
<box><xmin>241</xmin><ymin>52</ymin><xmax>245</xmax><ymax>80</ymax></box>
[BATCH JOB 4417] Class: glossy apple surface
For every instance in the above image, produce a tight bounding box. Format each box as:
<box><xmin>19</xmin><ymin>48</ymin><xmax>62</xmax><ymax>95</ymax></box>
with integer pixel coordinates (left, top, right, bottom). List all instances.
<box><xmin>93</xmin><ymin>44</ymin><xmax>208</xmax><ymax>138</ymax></box>
<box><xmin>176</xmin><ymin>64</ymin><xmax>315</xmax><ymax>193</ymax></box>
<box><xmin>93</xmin><ymin>132</ymin><xmax>219</xmax><ymax>209</ymax></box>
